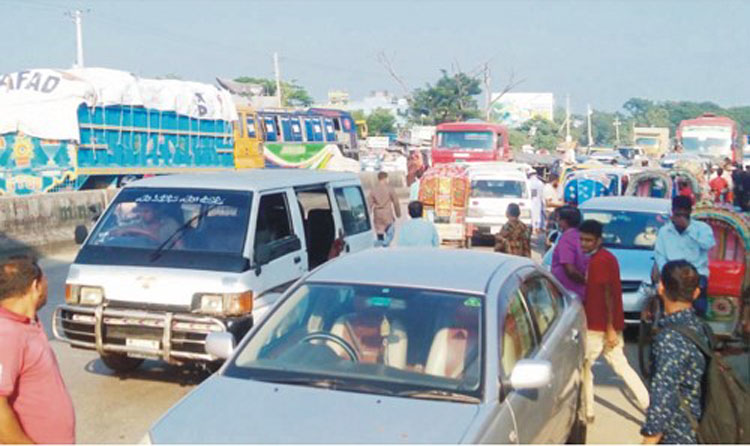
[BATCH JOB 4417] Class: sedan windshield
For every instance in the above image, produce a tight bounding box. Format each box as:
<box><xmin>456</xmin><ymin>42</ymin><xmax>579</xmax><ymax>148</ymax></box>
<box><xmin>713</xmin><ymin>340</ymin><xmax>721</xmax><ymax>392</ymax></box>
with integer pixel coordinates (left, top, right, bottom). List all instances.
<box><xmin>226</xmin><ymin>283</ymin><xmax>483</xmax><ymax>401</ymax></box>
<box><xmin>471</xmin><ymin>179</ymin><xmax>526</xmax><ymax>198</ymax></box>
<box><xmin>581</xmin><ymin>210</ymin><xmax>668</xmax><ymax>249</ymax></box>
<box><xmin>437</xmin><ymin>131</ymin><xmax>494</xmax><ymax>150</ymax></box>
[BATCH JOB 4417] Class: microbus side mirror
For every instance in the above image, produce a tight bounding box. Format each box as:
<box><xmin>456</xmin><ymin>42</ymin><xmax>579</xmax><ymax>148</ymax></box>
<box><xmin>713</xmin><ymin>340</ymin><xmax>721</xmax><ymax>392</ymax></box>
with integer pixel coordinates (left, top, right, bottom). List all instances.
<box><xmin>205</xmin><ymin>332</ymin><xmax>236</xmax><ymax>360</ymax></box>
<box><xmin>74</xmin><ymin>225</ymin><xmax>89</xmax><ymax>245</ymax></box>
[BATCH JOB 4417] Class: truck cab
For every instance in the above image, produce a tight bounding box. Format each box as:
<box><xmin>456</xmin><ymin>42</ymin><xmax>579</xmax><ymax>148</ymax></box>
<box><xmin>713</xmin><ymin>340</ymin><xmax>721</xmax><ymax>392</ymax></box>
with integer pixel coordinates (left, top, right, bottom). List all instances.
<box><xmin>54</xmin><ymin>170</ymin><xmax>374</xmax><ymax>372</ymax></box>
<box><xmin>432</xmin><ymin>122</ymin><xmax>510</xmax><ymax>165</ymax></box>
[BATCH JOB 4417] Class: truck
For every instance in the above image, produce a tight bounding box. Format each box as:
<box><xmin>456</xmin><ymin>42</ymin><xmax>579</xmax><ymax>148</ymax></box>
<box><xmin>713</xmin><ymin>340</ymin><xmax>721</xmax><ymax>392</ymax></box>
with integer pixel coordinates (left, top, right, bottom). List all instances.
<box><xmin>431</xmin><ymin>121</ymin><xmax>511</xmax><ymax>165</ymax></box>
<box><xmin>0</xmin><ymin>68</ymin><xmax>360</xmax><ymax>196</ymax></box>
<box><xmin>676</xmin><ymin>113</ymin><xmax>742</xmax><ymax>163</ymax></box>
<box><xmin>632</xmin><ymin>127</ymin><xmax>670</xmax><ymax>158</ymax></box>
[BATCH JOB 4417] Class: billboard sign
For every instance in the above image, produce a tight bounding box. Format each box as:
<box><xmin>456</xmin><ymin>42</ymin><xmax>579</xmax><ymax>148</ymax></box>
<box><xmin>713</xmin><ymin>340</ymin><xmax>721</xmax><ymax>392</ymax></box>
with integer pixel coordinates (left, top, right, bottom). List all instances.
<box><xmin>489</xmin><ymin>92</ymin><xmax>554</xmax><ymax>128</ymax></box>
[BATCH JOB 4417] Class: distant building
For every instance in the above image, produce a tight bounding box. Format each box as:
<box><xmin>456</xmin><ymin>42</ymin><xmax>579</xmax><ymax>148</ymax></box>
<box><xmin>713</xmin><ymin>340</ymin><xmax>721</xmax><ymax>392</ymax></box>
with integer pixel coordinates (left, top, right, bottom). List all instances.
<box><xmin>322</xmin><ymin>90</ymin><xmax>409</xmax><ymax>126</ymax></box>
<box><xmin>327</xmin><ymin>90</ymin><xmax>350</xmax><ymax>106</ymax></box>
<box><xmin>489</xmin><ymin>92</ymin><xmax>554</xmax><ymax>128</ymax></box>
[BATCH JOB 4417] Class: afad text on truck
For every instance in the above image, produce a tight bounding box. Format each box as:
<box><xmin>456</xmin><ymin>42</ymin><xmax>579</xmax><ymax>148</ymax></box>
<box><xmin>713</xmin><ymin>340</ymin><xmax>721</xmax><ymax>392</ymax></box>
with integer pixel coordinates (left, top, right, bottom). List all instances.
<box><xmin>431</xmin><ymin>122</ymin><xmax>511</xmax><ymax>165</ymax></box>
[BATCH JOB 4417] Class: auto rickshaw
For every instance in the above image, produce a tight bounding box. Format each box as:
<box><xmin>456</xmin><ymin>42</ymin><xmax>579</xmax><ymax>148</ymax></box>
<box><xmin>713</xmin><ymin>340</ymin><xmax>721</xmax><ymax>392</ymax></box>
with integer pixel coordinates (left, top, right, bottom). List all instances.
<box><xmin>418</xmin><ymin>164</ymin><xmax>471</xmax><ymax>247</ymax></box>
<box><xmin>562</xmin><ymin>168</ymin><xmax>625</xmax><ymax>205</ymax></box>
<box><xmin>625</xmin><ymin>169</ymin><xmax>673</xmax><ymax>199</ymax></box>
<box><xmin>638</xmin><ymin>205</ymin><xmax>750</xmax><ymax>379</ymax></box>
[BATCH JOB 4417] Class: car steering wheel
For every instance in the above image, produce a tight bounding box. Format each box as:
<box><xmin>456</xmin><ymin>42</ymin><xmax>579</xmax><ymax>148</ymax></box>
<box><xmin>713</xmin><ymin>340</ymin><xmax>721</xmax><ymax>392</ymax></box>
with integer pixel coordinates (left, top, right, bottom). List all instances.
<box><xmin>109</xmin><ymin>228</ymin><xmax>159</xmax><ymax>242</ymax></box>
<box><xmin>300</xmin><ymin>332</ymin><xmax>359</xmax><ymax>362</ymax></box>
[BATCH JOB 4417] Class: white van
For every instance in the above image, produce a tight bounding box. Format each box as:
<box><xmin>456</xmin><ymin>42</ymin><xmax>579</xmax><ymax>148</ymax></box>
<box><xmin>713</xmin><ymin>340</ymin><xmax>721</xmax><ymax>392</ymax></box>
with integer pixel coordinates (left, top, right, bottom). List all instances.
<box><xmin>53</xmin><ymin>170</ymin><xmax>374</xmax><ymax>372</ymax></box>
<box><xmin>464</xmin><ymin>167</ymin><xmax>532</xmax><ymax>240</ymax></box>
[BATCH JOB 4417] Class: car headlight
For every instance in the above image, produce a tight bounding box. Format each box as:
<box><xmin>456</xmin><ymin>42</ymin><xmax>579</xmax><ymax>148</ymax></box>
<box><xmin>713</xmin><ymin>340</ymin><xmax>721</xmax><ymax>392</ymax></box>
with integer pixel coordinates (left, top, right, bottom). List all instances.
<box><xmin>65</xmin><ymin>284</ymin><xmax>104</xmax><ymax>305</ymax></box>
<box><xmin>521</xmin><ymin>209</ymin><xmax>531</xmax><ymax>219</ymax></box>
<box><xmin>195</xmin><ymin>291</ymin><xmax>253</xmax><ymax>316</ymax></box>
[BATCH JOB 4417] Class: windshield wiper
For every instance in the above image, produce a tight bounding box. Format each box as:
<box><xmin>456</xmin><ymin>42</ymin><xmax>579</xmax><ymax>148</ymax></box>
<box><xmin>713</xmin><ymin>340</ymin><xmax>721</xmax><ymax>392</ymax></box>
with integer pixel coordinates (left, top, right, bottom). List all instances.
<box><xmin>397</xmin><ymin>389</ymin><xmax>480</xmax><ymax>403</ymax></box>
<box><xmin>250</xmin><ymin>374</ymin><xmax>396</xmax><ymax>395</ymax></box>
<box><xmin>149</xmin><ymin>203</ymin><xmax>221</xmax><ymax>262</ymax></box>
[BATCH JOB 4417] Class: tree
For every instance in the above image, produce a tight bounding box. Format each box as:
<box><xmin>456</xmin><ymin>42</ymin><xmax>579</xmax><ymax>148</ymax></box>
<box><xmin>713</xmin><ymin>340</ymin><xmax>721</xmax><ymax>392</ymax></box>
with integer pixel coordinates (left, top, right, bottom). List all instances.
<box><xmin>234</xmin><ymin>77</ymin><xmax>314</xmax><ymax>107</ymax></box>
<box><xmin>519</xmin><ymin>117</ymin><xmax>559</xmax><ymax>151</ymax></box>
<box><xmin>366</xmin><ymin>108</ymin><xmax>396</xmax><ymax>135</ymax></box>
<box><xmin>408</xmin><ymin>70</ymin><xmax>482</xmax><ymax>125</ymax></box>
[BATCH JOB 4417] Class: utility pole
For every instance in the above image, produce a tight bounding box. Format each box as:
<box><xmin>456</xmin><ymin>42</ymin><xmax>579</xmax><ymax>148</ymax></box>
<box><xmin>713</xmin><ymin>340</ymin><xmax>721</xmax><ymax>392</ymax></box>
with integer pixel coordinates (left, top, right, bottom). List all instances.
<box><xmin>613</xmin><ymin>117</ymin><xmax>621</xmax><ymax>145</ymax></box>
<box><xmin>587</xmin><ymin>104</ymin><xmax>593</xmax><ymax>148</ymax></box>
<box><xmin>483</xmin><ymin>63</ymin><xmax>492</xmax><ymax>120</ymax></box>
<box><xmin>66</xmin><ymin>9</ymin><xmax>86</xmax><ymax>68</ymax></box>
<box><xmin>273</xmin><ymin>52</ymin><xmax>282</xmax><ymax>107</ymax></box>
<box><xmin>565</xmin><ymin>94</ymin><xmax>571</xmax><ymax>143</ymax></box>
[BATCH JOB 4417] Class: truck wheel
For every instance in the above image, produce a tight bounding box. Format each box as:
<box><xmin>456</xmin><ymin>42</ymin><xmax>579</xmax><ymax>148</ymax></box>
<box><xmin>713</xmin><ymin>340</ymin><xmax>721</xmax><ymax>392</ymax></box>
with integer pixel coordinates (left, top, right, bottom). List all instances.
<box><xmin>100</xmin><ymin>353</ymin><xmax>144</xmax><ymax>373</ymax></box>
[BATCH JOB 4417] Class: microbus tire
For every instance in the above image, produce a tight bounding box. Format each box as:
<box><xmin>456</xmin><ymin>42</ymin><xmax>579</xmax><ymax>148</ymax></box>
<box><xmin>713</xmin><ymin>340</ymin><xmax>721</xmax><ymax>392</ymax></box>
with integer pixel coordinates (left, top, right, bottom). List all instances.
<box><xmin>565</xmin><ymin>388</ymin><xmax>587</xmax><ymax>444</ymax></box>
<box><xmin>100</xmin><ymin>353</ymin><xmax>144</xmax><ymax>373</ymax></box>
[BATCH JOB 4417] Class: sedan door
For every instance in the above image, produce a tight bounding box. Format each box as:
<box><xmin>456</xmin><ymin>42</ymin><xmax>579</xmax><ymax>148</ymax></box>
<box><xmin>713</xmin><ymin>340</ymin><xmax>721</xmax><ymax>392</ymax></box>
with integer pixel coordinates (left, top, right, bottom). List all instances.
<box><xmin>521</xmin><ymin>271</ymin><xmax>585</xmax><ymax>442</ymax></box>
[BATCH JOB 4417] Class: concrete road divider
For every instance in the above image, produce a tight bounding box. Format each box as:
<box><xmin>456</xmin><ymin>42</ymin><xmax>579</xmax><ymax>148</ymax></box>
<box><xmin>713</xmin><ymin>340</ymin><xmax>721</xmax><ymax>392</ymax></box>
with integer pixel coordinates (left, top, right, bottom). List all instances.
<box><xmin>0</xmin><ymin>189</ymin><xmax>117</xmax><ymax>255</ymax></box>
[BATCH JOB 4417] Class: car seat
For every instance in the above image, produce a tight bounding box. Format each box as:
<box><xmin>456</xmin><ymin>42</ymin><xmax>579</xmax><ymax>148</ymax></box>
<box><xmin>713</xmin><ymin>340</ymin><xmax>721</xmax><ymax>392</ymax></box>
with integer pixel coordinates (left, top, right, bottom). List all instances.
<box><xmin>330</xmin><ymin>294</ymin><xmax>407</xmax><ymax>368</ymax></box>
<box><xmin>425</xmin><ymin>305</ymin><xmax>479</xmax><ymax>379</ymax></box>
<box><xmin>307</xmin><ymin>209</ymin><xmax>335</xmax><ymax>268</ymax></box>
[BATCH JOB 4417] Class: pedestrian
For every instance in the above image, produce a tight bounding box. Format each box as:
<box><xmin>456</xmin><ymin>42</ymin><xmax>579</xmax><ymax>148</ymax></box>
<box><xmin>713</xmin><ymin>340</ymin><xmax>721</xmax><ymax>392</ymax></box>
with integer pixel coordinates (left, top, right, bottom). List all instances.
<box><xmin>397</xmin><ymin>201</ymin><xmax>440</xmax><ymax>247</ymax></box>
<box><xmin>653</xmin><ymin>196</ymin><xmax>715</xmax><ymax>316</ymax></box>
<box><xmin>368</xmin><ymin>171</ymin><xmax>402</xmax><ymax>247</ymax></box>
<box><xmin>550</xmin><ymin>206</ymin><xmax>589</xmax><ymax>300</ymax></box>
<box><xmin>494</xmin><ymin>203</ymin><xmax>531</xmax><ymax>257</ymax></box>
<box><xmin>579</xmin><ymin>220</ymin><xmax>649</xmax><ymax>423</ymax></box>
<box><xmin>677</xmin><ymin>180</ymin><xmax>695</xmax><ymax>205</ymax></box>
<box><xmin>528</xmin><ymin>170</ymin><xmax>545</xmax><ymax>235</ymax></box>
<box><xmin>708</xmin><ymin>167</ymin><xmax>729</xmax><ymax>203</ymax></box>
<box><xmin>641</xmin><ymin>260</ymin><xmax>709</xmax><ymax>444</ymax></box>
<box><xmin>0</xmin><ymin>256</ymin><xmax>75</xmax><ymax>444</ymax></box>
<box><xmin>409</xmin><ymin>169</ymin><xmax>423</xmax><ymax>202</ymax></box>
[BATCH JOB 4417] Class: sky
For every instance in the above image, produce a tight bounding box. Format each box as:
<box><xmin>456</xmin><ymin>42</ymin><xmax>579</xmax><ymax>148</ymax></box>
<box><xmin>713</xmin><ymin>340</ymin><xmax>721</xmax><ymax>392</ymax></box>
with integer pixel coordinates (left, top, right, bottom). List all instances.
<box><xmin>1</xmin><ymin>0</ymin><xmax>749</xmax><ymax>113</ymax></box>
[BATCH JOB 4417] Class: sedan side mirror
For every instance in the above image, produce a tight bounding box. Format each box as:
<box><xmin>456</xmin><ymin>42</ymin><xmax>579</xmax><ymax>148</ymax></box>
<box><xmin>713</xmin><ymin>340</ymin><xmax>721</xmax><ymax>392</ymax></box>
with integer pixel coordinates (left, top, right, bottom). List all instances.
<box><xmin>205</xmin><ymin>332</ymin><xmax>236</xmax><ymax>360</ymax></box>
<box><xmin>74</xmin><ymin>225</ymin><xmax>89</xmax><ymax>245</ymax></box>
<box><xmin>508</xmin><ymin>359</ymin><xmax>552</xmax><ymax>390</ymax></box>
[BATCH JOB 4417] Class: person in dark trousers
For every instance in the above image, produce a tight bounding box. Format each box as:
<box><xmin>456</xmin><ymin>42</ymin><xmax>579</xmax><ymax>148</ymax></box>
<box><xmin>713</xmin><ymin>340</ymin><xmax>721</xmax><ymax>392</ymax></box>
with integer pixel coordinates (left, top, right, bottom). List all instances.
<box><xmin>653</xmin><ymin>196</ymin><xmax>715</xmax><ymax>317</ymax></box>
<box><xmin>0</xmin><ymin>256</ymin><xmax>75</xmax><ymax>444</ymax></box>
<box><xmin>642</xmin><ymin>260</ymin><xmax>710</xmax><ymax>444</ymax></box>
<box><xmin>579</xmin><ymin>220</ymin><xmax>649</xmax><ymax>423</ymax></box>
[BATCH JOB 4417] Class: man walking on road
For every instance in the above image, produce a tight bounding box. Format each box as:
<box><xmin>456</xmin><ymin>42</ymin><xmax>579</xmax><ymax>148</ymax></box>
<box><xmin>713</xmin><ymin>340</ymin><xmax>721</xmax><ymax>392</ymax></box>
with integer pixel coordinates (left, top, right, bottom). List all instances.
<box><xmin>551</xmin><ymin>206</ymin><xmax>589</xmax><ymax>300</ymax></box>
<box><xmin>528</xmin><ymin>171</ymin><xmax>545</xmax><ymax>235</ymax></box>
<box><xmin>397</xmin><ymin>201</ymin><xmax>439</xmax><ymax>247</ymax></box>
<box><xmin>368</xmin><ymin>171</ymin><xmax>401</xmax><ymax>247</ymax></box>
<box><xmin>642</xmin><ymin>261</ymin><xmax>708</xmax><ymax>444</ymax></box>
<box><xmin>579</xmin><ymin>220</ymin><xmax>649</xmax><ymax>423</ymax></box>
<box><xmin>653</xmin><ymin>196</ymin><xmax>715</xmax><ymax>316</ymax></box>
<box><xmin>0</xmin><ymin>256</ymin><xmax>75</xmax><ymax>444</ymax></box>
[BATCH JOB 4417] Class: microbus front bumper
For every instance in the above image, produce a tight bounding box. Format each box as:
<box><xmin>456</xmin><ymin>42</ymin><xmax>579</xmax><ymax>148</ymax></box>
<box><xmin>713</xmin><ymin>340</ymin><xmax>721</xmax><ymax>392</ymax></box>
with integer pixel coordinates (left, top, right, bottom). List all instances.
<box><xmin>52</xmin><ymin>304</ymin><xmax>252</xmax><ymax>363</ymax></box>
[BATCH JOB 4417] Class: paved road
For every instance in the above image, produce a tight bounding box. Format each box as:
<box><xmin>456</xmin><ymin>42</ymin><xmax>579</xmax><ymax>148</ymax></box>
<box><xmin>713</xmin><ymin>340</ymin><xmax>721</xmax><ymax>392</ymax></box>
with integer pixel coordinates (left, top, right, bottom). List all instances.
<box><xmin>40</xmin><ymin>242</ymin><xmax>653</xmax><ymax>444</ymax></box>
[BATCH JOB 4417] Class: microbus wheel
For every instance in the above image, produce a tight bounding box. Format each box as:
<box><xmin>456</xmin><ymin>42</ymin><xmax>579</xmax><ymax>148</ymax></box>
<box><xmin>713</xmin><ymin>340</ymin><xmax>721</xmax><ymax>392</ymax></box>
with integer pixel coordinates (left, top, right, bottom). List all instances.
<box><xmin>565</xmin><ymin>388</ymin><xmax>587</xmax><ymax>444</ymax></box>
<box><xmin>100</xmin><ymin>353</ymin><xmax>144</xmax><ymax>373</ymax></box>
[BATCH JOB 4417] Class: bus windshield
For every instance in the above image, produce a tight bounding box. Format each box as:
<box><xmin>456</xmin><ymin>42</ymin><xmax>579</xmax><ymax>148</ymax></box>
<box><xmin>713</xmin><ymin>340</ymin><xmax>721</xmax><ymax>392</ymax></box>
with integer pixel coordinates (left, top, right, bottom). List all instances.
<box><xmin>437</xmin><ymin>131</ymin><xmax>494</xmax><ymax>150</ymax></box>
<box><xmin>682</xmin><ymin>136</ymin><xmax>731</xmax><ymax>155</ymax></box>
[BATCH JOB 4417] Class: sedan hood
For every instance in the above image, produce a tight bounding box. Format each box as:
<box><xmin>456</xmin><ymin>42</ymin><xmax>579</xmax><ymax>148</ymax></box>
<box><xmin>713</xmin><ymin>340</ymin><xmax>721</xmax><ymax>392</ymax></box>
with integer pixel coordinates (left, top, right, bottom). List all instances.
<box><xmin>150</xmin><ymin>375</ymin><xmax>480</xmax><ymax>443</ymax></box>
<box><xmin>608</xmin><ymin>248</ymin><xmax>654</xmax><ymax>282</ymax></box>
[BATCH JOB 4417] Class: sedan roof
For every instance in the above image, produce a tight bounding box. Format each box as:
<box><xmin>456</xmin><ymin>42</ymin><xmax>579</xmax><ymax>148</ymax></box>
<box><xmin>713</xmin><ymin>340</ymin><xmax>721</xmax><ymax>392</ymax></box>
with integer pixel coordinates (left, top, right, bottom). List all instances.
<box><xmin>307</xmin><ymin>248</ymin><xmax>529</xmax><ymax>295</ymax></box>
<box><xmin>580</xmin><ymin>196</ymin><xmax>671</xmax><ymax>213</ymax></box>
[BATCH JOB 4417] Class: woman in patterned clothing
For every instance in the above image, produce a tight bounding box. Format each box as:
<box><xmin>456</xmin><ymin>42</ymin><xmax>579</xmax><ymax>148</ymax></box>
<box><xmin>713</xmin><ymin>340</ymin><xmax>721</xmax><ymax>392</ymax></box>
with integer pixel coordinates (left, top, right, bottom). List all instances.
<box><xmin>494</xmin><ymin>203</ymin><xmax>531</xmax><ymax>257</ymax></box>
<box><xmin>641</xmin><ymin>260</ymin><xmax>710</xmax><ymax>444</ymax></box>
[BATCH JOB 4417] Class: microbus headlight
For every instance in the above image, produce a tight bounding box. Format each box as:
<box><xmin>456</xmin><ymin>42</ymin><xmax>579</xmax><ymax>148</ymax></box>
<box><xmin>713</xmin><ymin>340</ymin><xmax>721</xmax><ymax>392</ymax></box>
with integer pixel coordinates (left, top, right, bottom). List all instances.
<box><xmin>467</xmin><ymin>206</ymin><xmax>483</xmax><ymax>218</ymax></box>
<box><xmin>521</xmin><ymin>209</ymin><xmax>531</xmax><ymax>219</ymax></box>
<box><xmin>65</xmin><ymin>284</ymin><xmax>104</xmax><ymax>305</ymax></box>
<box><xmin>195</xmin><ymin>291</ymin><xmax>253</xmax><ymax>316</ymax></box>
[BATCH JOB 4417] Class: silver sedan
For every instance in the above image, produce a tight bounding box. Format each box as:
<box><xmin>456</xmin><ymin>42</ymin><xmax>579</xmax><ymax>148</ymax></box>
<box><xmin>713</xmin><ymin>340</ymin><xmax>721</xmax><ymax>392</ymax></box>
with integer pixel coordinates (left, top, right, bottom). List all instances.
<box><xmin>145</xmin><ymin>248</ymin><xmax>587</xmax><ymax>444</ymax></box>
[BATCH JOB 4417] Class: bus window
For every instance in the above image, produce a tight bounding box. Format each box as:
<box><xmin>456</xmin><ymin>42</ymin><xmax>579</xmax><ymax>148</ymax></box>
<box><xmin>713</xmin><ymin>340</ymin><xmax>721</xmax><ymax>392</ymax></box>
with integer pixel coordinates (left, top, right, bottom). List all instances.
<box><xmin>333</xmin><ymin>117</ymin><xmax>342</xmax><ymax>131</ymax></box>
<box><xmin>264</xmin><ymin>117</ymin><xmax>278</xmax><ymax>142</ymax></box>
<box><xmin>246</xmin><ymin>118</ymin><xmax>256</xmax><ymax>138</ymax></box>
<box><xmin>280</xmin><ymin>117</ymin><xmax>293</xmax><ymax>142</ymax></box>
<box><xmin>324</xmin><ymin>118</ymin><xmax>336</xmax><ymax>141</ymax></box>
<box><xmin>290</xmin><ymin>117</ymin><xmax>303</xmax><ymax>142</ymax></box>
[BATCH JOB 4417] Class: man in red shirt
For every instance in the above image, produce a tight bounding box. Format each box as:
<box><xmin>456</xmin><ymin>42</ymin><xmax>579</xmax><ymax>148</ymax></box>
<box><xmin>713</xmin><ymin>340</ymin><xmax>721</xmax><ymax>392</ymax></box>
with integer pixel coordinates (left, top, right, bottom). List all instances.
<box><xmin>709</xmin><ymin>167</ymin><xmax>730</xmax><ymax>203</ymax></box>
<box><xmin>0</xmin><ymin>257</ymin><xmax>75</xmax><ymax>444</ymax></box>
<box><xmin>579</xmin><ymin>220</ymin><xmax>649</xmax><ymax>424</ymax></box>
